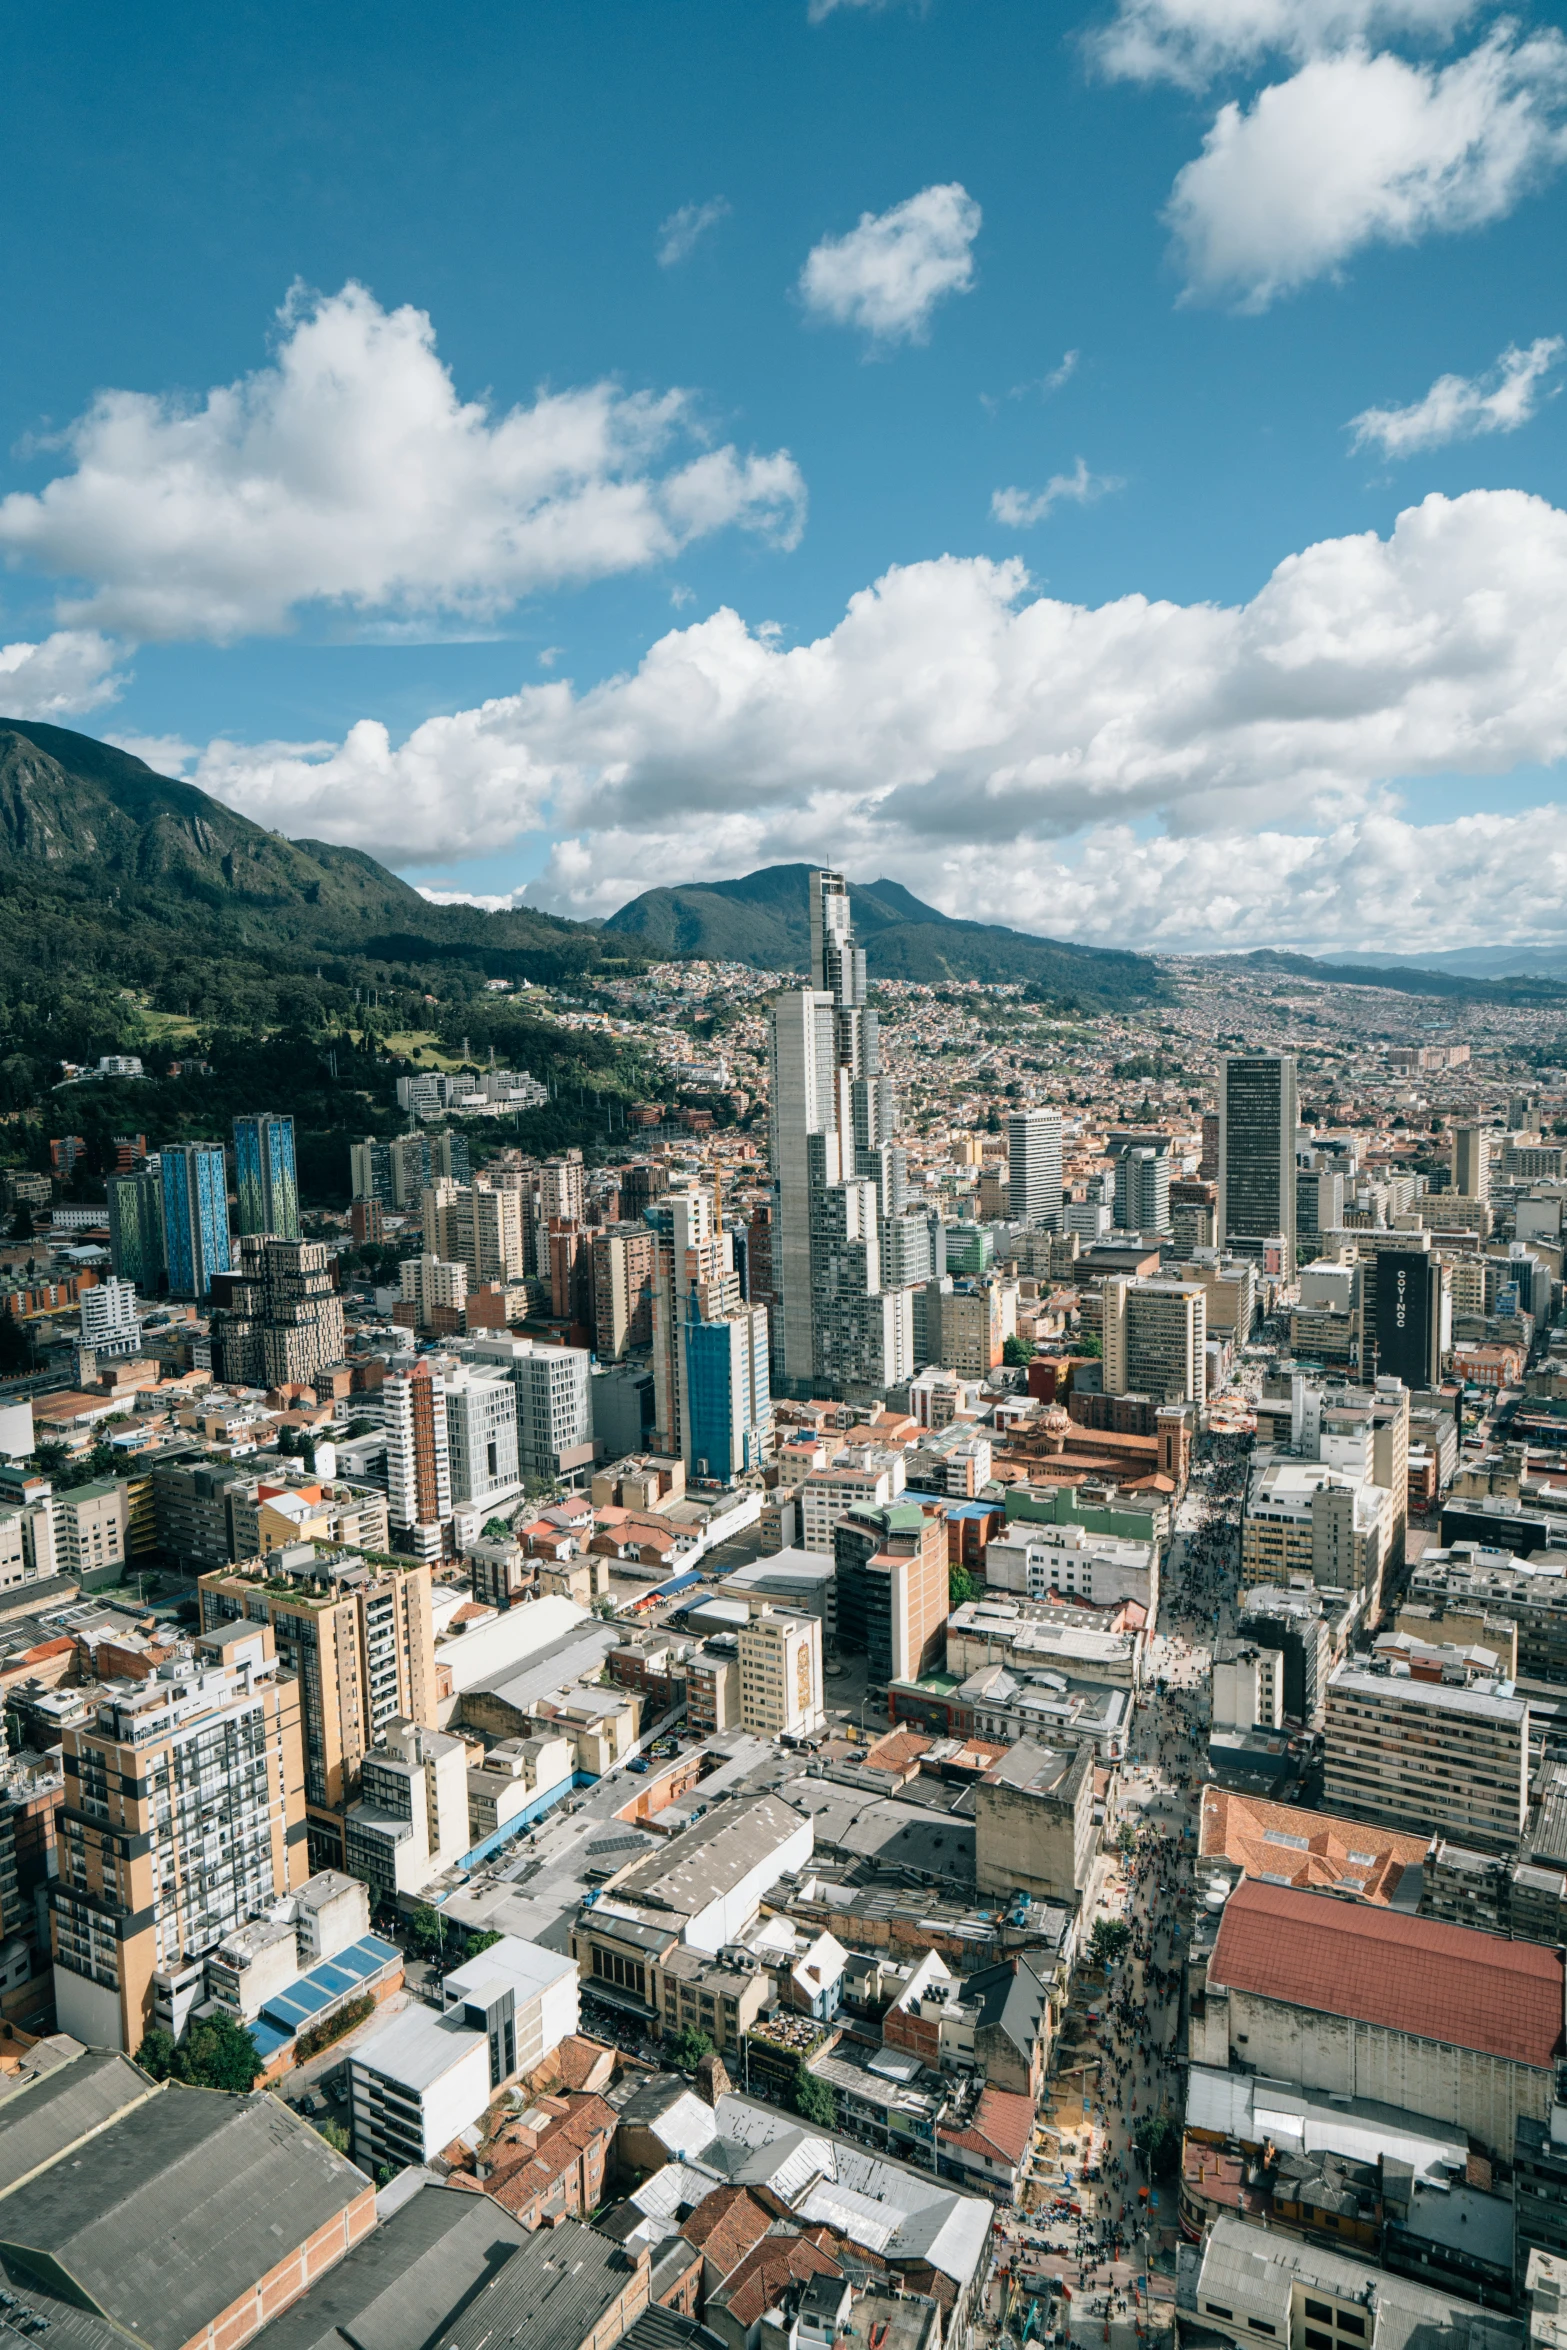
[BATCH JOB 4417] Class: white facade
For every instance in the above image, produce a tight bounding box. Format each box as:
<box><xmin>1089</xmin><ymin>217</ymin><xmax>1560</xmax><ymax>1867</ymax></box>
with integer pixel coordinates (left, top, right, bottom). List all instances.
<box><xmin>350</xmin><ymin>2004</ymin><xmax>492</xmax><ymax>2169</ymax></box>
<box><xmin>1008</xmin><ymin>1108</ymin><xmax>1064</xmax><ymax>1229</ymax></box>
<box><xmin>383</xmin><ymin>1362</ymin><xmax>453</xmax><ymax>1550</ymax></box>
<box><xmin>344</xmin><ymin>1717</ymin><xmax>470</xmax><ymax>1898</ymax></box>
<box><xmin>444</xmin><ymin>1366</ymin><xmax>521</xmax><ymax>1509</ymax></box>
<box><xmin>80</xmin><ymin>1276</ymin><xmax>141</xmax><ymax>1354</ymax></box>
<box><xmin>984</xmin><ymin>1524</ymin><xmax>1159</xmax><ymax>1613</ymax></box>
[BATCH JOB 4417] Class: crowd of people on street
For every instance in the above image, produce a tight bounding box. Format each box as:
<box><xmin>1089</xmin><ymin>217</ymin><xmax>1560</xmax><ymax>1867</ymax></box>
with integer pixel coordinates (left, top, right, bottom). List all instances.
<box><xmin>995</xmin><ymin>1429</ymin><xmax>1249</xmax><ymax>2347</ymax></box>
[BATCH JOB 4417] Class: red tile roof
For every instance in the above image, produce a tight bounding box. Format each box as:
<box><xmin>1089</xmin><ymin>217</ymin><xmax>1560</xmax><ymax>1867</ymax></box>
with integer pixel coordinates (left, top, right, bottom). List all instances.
<box><xmin>1209</xmin><ymin>1878</ymin><xmax>1565</xmax><ymax>2067</ymax></box>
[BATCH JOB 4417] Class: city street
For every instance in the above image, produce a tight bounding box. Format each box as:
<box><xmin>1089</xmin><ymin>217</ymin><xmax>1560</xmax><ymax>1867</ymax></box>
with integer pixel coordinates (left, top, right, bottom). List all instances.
<box><xmin>985</xmin><ymin>1435</ymin><xmax>1248</xmax><ymax>2350</ymax></box>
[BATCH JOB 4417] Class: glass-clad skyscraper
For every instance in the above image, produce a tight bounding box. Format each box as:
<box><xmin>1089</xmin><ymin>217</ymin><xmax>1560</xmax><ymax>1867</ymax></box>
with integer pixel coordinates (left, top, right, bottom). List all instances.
<box><xmin>161</xmin><ymin>1143</ymin><xmax>232</xmax><ymax>1300</ymax></box>
<box><xmin>1219</xmin><ymin>1053</ymin><xmax>1298</xmax><ymax>1274</ymax></box>
<box><xmin>233</xmin><ymin>1113</ymin><xmax>300</xmax><ymax>1239</ymax></box>
<box><xmin>107</xmin><ymin>1162</ymin><xmax>165</xmax><ymax>1290</ymax></box>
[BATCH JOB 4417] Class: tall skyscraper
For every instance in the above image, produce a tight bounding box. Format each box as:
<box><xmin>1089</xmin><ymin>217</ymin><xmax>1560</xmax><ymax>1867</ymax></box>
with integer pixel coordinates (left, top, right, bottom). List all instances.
<box><xmin>649</xmin><ymin>1186</ymin><xmax>771</xmax><ymax>1478</ymax></box>
<box><xmin>233</xmin><ymin>1113</ymin><xmax>300</xmax><ymax>1239</ymax></box>
<box><xmin>383</xmin><ymin>1359</ymin><xmax>453</xmax><ymax>1560</ymax></box>
<box><xmin>1452</xmin><ymin>1125</ymin><xmax>1492</xmax><ymax>1203</ymax></box>
<box><xmin>210</xmin><ymin>1235</ymin><xmax>346</xmax><ymax>1387</ymax></box>
<box><xmin>1008</xmin><ymin>1108</ymin><xmax>1064</xmax><ymax>1228</ymax></box>
<box><xmin>767</xmin><ymin>869</ymin><xmax>919</xmax><ymax>1399</ymax></box>
<box><xmin>107</xmin><ymin>1163</ymin><xmax>164</xmax><ymax>1288</ymax></box>
<box><xmin>1218</xmin><ymin>1054</ymin><xmax>1298</xmax><ymax>1274</ymax></box>
<box><xmin>160</xmin><ymin>1142</ymin><xmax>232</xmax><ymax>1300</ymax></box>
<box><xmin>1112</xmin><ymin>1142</ymin><xmax>1170</xmax><ymax>1236</ymax></box>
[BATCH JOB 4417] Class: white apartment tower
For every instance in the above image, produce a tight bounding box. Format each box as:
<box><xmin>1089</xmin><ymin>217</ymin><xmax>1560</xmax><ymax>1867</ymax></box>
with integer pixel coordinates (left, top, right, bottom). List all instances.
<box><xmin>1008</xmin><ymin>1107</ymin><xmax>1065</xmax><ymax>1228</ymax></box>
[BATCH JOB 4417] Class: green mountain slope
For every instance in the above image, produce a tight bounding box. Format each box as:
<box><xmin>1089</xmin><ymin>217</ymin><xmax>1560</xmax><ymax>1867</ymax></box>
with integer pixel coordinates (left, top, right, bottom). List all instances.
<box><xmin>0</xmin><ymin>719</ymin><xmax>644</xmax><ymax>1091</ymax></box>
<box><xmin>603</xmin><ymin>862</ymin><xmax>1164</xmax><ymax>1005</ymax></box>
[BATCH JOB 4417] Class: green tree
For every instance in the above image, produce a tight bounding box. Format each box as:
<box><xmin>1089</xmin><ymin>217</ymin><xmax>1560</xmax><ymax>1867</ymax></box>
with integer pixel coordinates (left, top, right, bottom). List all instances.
<box><xmin>668</xmin><ymin>2025</ymin><xmax>714</xmax><ymax>2072</ymax></box>
<box><xmin>1090</xmin><ymin>1917</ymin><xmax>1131</xmax><ymax>1969</ymax></box>
<box><xmin>135</xmin><ymin>2025</ymin><xmax>176</xmax><ymax>2081</ymax></box>
<box><xmin>1133</xmin><ymin>2110</ymin><xmax>1179</xmax><ymax>2177</ymax></box>
<box><xmin>8</xmin><ymin>1207</ymin><xmax>32</xmax><ymax>1243</ymax></box>
<box><xmin>481</xmin><ymin>1518</ymin><xmax>514</xmax><ymax>1543</ymax></box>
<box><xmin>1002</xmin><ymin>1334</ymin><xmax>1036</xmax><ymax>1366</ymax></box>
<box><xmin>1077</xmin><ymin>1333</ymin><xmax>1102</xmax><ymax>1359</ymax></box>
<box><xmin>173</xmin><ymin>2012</ymin><xmax>263</xmax><ymax>2093</ymax></box>
<box><xmin>405</xmin><ymin>1903</ymin><xmax>448</xmax><ymax>1961</ymax></box>
<box><xmin>793</xmin><ymin>2067</ymin><xmax>838</xmax><ymax>2128</ymax></box>
<box><xmin>318</xmin><ymin>2119</ymin><xmax>351</xmax><ymax>2155</ymax></box>
<box><xmin>0</xmin><ymin>1310</ymin><xmax>32</xmax><ymax>1380</ymax></box>
<box><xmin>949</xmin><ymin>1563</ymin><xmax>974</xmax><ymax>1606</ymax></box>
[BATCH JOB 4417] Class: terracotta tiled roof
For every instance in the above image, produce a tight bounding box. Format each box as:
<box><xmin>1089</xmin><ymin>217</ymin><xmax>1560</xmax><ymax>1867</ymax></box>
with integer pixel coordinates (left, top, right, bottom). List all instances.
<box><xmin>679</xmin><ymin>2185</ymin><xmax>774</xmax><ymax>2277</ymax></box>
<box><xmin>1209</xmin><ymin>1877</ymin><xmax>1565</xmax><ymax>2067</ymax></box>
<box><xmin>1200</xmin><ymin>1786</ymin><xmax>1430</xmax><ymax>1906</ymax></box>
<box><xmin>713</xmin><ymin>2234</ymin><xmax>841</xmax><ymax>2328</ymax></box>
<box><xmin>940</xmin><ymin>2085</ymin><xmax>1035</xmax><ymax>2167</ymax></box>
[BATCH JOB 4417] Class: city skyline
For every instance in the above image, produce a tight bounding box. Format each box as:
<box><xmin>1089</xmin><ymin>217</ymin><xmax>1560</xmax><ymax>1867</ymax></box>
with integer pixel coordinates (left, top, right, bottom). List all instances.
<box><xmin>1</xmin><ymin>2</ymin><xmax>1564</xmax><ymax>952</ymax></box>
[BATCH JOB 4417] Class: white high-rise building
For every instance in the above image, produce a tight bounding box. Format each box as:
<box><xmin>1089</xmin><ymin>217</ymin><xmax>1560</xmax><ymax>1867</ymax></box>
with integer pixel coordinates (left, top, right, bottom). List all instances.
<box><xmin>768</xmin><ymin>869</ymin><xmax>918</xmax><ymax>1398</ymax></box>
<box><xmin>1008</xmin><ymin>1108</ymin><xmax>1064</xmax><ymax>1228</ymax></box>
<box><xmin>443</xmin><ymin>1366</ymin><xmax>521</xmax><ymax>1510</ymax></box>
<box><xmin>383</xmin><ymin>1360</ymin><xmax>453</xmax><ymax>1560</ymax></box>
<box><xmin>80</xmin><ymin>1275</ymin><xmax>142</xmax><ymax>1357</ymax></box>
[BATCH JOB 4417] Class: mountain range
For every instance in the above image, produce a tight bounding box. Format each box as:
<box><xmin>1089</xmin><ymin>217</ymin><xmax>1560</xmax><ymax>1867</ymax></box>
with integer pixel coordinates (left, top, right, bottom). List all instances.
<box><xmin>1231</xmin><ymin>948</ymin><xmax>1567</xmax><ymax>1007</ymax></box>
<box><xmin>602</xmin><ymin>864</ymin><xmax>1166</xmax><ymax>1005</ymax></box>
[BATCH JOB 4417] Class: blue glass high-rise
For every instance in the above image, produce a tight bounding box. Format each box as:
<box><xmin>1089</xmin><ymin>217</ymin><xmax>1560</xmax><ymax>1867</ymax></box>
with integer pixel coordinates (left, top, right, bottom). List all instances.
<box><xmin>233</xmin><ymin>1113</ymin><xmax>300</xmax><ymax>1239</ymax></box>
<box><xmin>161</xmin><ymin>1143</ymin><xmax>233</xmax><ymax>1299</ymax></box>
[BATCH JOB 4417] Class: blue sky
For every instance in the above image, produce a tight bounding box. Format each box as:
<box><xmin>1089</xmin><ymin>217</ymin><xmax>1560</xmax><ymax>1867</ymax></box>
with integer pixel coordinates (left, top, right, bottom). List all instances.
<box><xmin>3</xmin><ymin>0</ymin><xmax>1567</xmax><ymax>950</ymax></box>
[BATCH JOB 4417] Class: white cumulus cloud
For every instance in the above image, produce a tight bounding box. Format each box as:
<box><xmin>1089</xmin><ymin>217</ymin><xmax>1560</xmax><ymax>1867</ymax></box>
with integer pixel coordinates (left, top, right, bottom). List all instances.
<box><xmin>1350</xmin><ymin>333</ymin><xmax>1564</xmax><ymax>454</ymax></box>
<box><xmin>798</xmin><ymin>183</ymin><xmax>981</xmax><ymax>344</ymax></box>
<box><xmin>0</xmin><ymin>630</ymin><xmax>126</xmax><ymax>719</ymax></box>
<box><xmin>1167</xmin><ymin>30</ymin><xmax>1567</xmax><ymax>309</ymax></box>
<box><xmin>186</xmin><ymin>485</ymin><xmax>1567</xmax><ymax>956</ymax></box>
<box><xmin>656</xmin><ymin>198</ymin><xmax>731</xmax><ymax>267</ymax></box>
<box><xmin>808</xmin><ymin>0</ymin><xmax>924</xmax><ymax>21</ymax></box>
<box><xmin>1089</xmin><ymin>0</ymin><xmax>1480</xmax><ymax>87</ymax></box>
<box><xmin>991</xmin><ymin>460</ymin><xmax>1124</xmax><ymax>528</ymax></box>
<box><xmin>0</xmin><ymin>282</ymin><xmax>807</xmax><ymax>643</ymax></box>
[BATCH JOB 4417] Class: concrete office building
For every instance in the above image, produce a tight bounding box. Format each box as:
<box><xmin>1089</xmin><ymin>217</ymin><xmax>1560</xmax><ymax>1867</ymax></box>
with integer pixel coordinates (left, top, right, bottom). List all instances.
<box><xmin>1102</xmin><ymin>1277</ymin><xmax>1208</xmax><ymax>1406</ymax></box>
<box><xmin>462</xmin><ymin>1333</ymin><xmax>594</xmax><ymax>1488</ymax></box>
<box><xmin>344</xmin><ymin>1717</ymin><xmax>470</xmax><ymax>1899</ymax></box>
<box><xmin>233</xmin><ymin>1112</ymin><xmax>299</xmax><ymax>1240</ymax></box>
<box><xmin>1323</xmin><ymin>1663</ymin><xmax>1529</xmax><ymax>1851</ymax></box>
<box><xmin>1242</xmin><ymin>1459</ymin><xmax>1392</xmax><ymax>1616</ymax></box>
<box><xmin>974</xmin><ymin>1737</ymin><xmax>1096</xmax><ymax>1903</ymax></box>
<box><xmin>80</xmin><ymin>1275</ymin><xmax>141</xmax><ymax>1357</ymax></box>
<box><xmin>1008</xmin><ymin>1108</ymin><xmax>1065</xmax><ymax>1229</ymax></box>
<box><xmin>1454</xmin><ymin>1124</ymin><xmax>1493</xmax><ymax>1204</ymax></box>
<box><xmin>738</xmin><ymin>1604</ymin><xmax>824</xmax><ymax>1740</ymax></box>
<box><xmin>1220</xmin><ymin>1052</ymin><xmax>1298</xmax><ymax>1275</ymax></box>
<box><xmin>51</xmin><ymin>1623</ymin><xmax>307</xmax><ymax>2051</ymax></box>
<box><xmin>443</xmin><ymin>1364</ymin><xmax>521</xmax><ymax>1512</ymax></box>
<box><xmin>160</xmin><ymin>1140</ymin><xmax>231</xmax><ymax>1300</ymax></box>
<box><xmin>835</xmin><ymin>1498</ymin><xmax>949</xmax><ymax>1688</ymax></box>
<box><xmin>200</xmin><ymin>1545</ymin><xmax>436</xmax><ymax>1865</ymax></box>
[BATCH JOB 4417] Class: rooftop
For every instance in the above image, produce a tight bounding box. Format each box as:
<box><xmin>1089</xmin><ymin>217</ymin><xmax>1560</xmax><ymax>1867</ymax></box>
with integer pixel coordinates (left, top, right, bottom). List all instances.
<box><xmin>1209</xmin><ymin>1878</ymin><xmax>1565</xmax><ymax>2068</ymax></box>
<box><xmin>1199</xmin><ymin>1785</ymin><xmax>1430</xmax><ymax>1906</ymax></box>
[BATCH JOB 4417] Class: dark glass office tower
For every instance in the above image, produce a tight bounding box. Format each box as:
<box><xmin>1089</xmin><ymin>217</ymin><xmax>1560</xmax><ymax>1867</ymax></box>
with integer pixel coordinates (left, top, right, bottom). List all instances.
<box><xmin>1219</xmin><ymin>1054</ymin><xmax>1298</xmax><ymax>1273</ymax></box>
